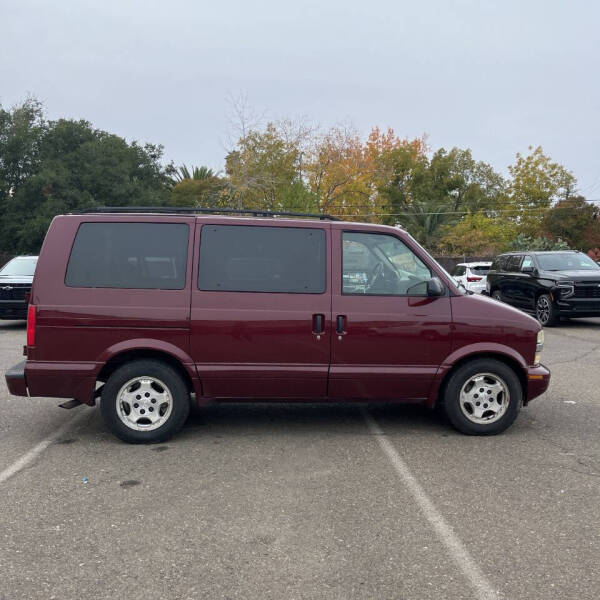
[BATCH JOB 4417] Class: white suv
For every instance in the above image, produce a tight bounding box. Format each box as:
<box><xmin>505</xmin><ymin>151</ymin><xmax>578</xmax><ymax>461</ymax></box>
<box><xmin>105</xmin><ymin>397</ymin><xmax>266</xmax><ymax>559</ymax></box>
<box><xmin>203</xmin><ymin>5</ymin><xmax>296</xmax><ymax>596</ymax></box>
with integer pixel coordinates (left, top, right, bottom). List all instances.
<box><xmin>451</xmin><ymin>262</ymin><xmax>492</xmax><ymax>294</ymax></box>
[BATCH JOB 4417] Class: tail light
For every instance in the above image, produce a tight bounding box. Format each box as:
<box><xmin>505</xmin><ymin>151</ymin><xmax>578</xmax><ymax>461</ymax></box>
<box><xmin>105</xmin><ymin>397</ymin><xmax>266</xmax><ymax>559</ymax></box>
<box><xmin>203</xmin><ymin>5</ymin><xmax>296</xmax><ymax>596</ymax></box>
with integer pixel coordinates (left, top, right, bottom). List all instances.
<box><xmin>27</xmin><ymin>304</ymin><xmax>37</xmax><ymax>346</ymax></box>
<box><xmin>467</xmin><ymin>276</ymin><xmax>482</xmax><ymax>282</ymax></box>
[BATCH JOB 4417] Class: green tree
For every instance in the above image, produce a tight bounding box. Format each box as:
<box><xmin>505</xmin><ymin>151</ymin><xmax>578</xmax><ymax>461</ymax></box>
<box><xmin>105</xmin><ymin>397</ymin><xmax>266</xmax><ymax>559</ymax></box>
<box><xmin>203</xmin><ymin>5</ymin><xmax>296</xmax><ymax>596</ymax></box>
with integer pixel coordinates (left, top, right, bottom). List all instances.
<box><xmin>169</xmin><ymin>165</ymin><xmax>230</xmax><ymax>207</ymax></box>
<box><xmin>170</xmin><ymin>165</ymin><xmax>216</xmax><ymax>183</ymax></box>
<box><xmin>438</xmin><ymin>213</ymin><xmax>517</xmax><ymax>255</ymax></box>
<box><xmin>508</xmin><ymin>233</ymin><xmax>570</xmax><ymax>251</ymax></box>
<box><xmin>0</xmin><ymin>98</ymin><xmax>46</xmax><ymax>221</ymax></box>
<box><xmin>541</xmin><ymin>196</ymin><xmax>594</xmax><ymax>250</ymax></box>
<box><xmin>225</xmin><ymin>122</ymin><xmax>311</xmax><ymax>211</ymax></box>
<box><xmin>508</xmin><ymin>146</ymin><xmax>576</xmax><ymax>236</ymax></box>
<box><xmin>0</xmin><ymin>103</ymin><xmax>172</xmax><ymax>254</ymax></box>
<box><xmin>377</xmin><ymin>146</ymin><xmax>506</xmax><ymax>248</ymax></box>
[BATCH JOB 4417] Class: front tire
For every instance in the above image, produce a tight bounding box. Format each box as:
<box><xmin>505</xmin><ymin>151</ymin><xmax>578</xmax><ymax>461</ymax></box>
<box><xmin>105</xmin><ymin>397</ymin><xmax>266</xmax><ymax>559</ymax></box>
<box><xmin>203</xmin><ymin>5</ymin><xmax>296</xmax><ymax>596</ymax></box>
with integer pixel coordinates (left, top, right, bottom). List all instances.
<box><xmin>536</xmin><ymin>293</ymin><xmax>558</xmax><ymax>327</ymax></box>
<box><xmin>492</xmin><ymin>290</ymin><xmax>503</xmax><ymax>302</ymax></box>
<box><xmin>101</xmin><ymin>359</ymin><xmax>190</xmax><ymax>443</ymax></box>
<box><xmin>442</xmin><ymin>359</ymin><xmax>522</xmax><ymax>435</ymax></box>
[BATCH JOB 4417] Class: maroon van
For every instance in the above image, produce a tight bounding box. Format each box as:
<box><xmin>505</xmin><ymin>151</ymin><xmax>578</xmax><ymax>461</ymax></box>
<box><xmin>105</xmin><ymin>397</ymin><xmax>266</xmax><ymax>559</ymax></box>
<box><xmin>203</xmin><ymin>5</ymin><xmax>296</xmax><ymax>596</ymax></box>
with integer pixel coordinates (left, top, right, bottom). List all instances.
<box><xmin>5</xmin><ymin>209</ymin><xmax>550</xmax><ymax>443</ymax></box>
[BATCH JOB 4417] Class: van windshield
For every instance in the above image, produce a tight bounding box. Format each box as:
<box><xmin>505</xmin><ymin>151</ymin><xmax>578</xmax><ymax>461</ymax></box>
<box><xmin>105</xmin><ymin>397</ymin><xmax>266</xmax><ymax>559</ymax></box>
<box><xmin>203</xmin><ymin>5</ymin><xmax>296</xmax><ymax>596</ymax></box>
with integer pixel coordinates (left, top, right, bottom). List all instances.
<box><xmin>0</xmin><ymin>257</ymin><xmax>38</xmax><ymax>277</ymax></box>
<box><xmin>404</xmin><ymin>233</ymin><xmax>464</xmax><ymax>294</ymax></box>
<box><xmin>537</xmin><ymin>253</ymin><xmax>600</xmax><ymax>272</ymax></box>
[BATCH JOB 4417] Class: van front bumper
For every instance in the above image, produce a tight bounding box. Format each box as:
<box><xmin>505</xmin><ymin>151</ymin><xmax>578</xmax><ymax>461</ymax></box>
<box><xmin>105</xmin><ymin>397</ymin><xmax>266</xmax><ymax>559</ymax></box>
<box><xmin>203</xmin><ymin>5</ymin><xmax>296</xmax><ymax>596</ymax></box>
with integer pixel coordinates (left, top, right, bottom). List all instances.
<box><xmin>5</xmin><ymin>361</ymin><xmax>28</xmax><ymax>396</ymax></box>
<box><xmin>525</xmin><ymin>364</ymin><xmax>550</xmax><ymax>403</ymax></box>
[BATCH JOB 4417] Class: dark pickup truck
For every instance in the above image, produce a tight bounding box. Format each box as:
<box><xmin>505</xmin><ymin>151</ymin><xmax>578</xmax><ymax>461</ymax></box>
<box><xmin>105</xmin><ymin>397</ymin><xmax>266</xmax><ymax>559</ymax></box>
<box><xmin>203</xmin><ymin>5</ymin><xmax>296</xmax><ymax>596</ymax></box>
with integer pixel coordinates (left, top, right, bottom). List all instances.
<box><xmin>0</xmin><ymin>256</ymin><xmax>38</xmax><ymax>320</ymax></box>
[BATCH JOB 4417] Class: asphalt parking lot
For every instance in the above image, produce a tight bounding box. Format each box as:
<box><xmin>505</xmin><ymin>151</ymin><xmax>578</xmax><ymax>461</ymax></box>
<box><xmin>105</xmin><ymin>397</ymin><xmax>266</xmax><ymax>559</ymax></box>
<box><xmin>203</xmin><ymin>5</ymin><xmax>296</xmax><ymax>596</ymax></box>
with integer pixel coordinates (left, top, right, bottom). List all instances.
<box><xmin>0</xmin><ymin>320</ymin><xmax>599</xmax><ymax>600</ymax></box>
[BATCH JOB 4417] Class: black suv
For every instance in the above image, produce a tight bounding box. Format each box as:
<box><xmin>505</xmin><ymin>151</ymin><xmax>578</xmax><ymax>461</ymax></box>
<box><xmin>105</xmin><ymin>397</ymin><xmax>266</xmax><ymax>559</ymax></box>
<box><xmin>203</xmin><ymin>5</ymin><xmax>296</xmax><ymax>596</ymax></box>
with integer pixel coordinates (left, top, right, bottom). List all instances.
<box><xmin>0</xmin><ymin>256</ymin><xmax>38</xmax><ymax>320</ymax></box>
<box><xmin>486</xmin><ymin>251</ymin><xmax>600</xmax><ymax>326</ymax></box>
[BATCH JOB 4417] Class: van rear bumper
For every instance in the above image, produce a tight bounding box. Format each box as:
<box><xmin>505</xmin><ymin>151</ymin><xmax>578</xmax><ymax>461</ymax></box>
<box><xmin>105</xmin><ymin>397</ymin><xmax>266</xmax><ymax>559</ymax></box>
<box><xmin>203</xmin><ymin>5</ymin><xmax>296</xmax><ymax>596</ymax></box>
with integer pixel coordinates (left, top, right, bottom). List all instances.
<box><xmin>5</xmin><ymin>361</ymin><xmax>28</xmax><ymax>396</ymax></box>
<box><xmin>5</xmin><ymin>360</ymin><xmax>97</xmax><ymax>405</ymax></box>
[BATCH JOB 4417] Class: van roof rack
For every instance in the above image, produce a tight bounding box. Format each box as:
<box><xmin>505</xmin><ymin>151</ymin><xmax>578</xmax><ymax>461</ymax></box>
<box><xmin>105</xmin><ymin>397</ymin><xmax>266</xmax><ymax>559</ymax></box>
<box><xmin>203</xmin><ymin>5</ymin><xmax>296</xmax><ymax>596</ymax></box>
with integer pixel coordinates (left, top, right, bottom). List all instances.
<box><xmin>80</xmin><ymin>206</ymin><xmax>340</xmax><ymax>221</ymax></box>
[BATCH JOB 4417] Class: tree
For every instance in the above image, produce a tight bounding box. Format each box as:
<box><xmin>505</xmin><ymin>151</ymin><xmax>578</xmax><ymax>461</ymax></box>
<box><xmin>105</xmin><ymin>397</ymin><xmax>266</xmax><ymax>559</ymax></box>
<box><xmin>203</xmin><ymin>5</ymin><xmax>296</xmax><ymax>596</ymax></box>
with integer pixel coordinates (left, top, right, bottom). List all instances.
<box><xmin>508</xmin><ymin>233</ymin><xmax>569</xmax><ymax>251</ymax></box>
<box><xmin>0</xmin><ymin>98</ymin><xmax>46</xmax><ymax>223</ymax></box>
<box><xmin>438</xmin><ymin>213</ymin><xmax>516</xmax><ymax>255</ymax></box>
<box><xmin>170</xmin><ymin>165</ymin><xmax>216</xmax><ymax>183</ymax></box>
<box><xmin>376</xmin><ymin>143</ymin><xmax>507</xmax><ymax>248</ymax></box>
<box><xmin>169</xmin><ymin>165</ymin><xmax>229</xmax><ymax>207</ymax></box>
<box><xmin>541</xmin><ymin>196</ymin><xmax>594</xmax><ymax>250</ymax></box>
<box><xmin>225</xmin><ymin>121</ymin><xmax>315</xmax><ymax>211</ymax></box>
<box><xmin>0</xmin><ymin>104</ymin><xmax>172</xmax><ymax>254</ymax></box>
<box><xmin>305</xmin><ymin>124</ymin><xmax>371</xmax><ymax>218</ymax></box>
<box><xmin>507</xmin><ymin>146</ymin><xmax>576</xmax><ymax>236</ymax></box>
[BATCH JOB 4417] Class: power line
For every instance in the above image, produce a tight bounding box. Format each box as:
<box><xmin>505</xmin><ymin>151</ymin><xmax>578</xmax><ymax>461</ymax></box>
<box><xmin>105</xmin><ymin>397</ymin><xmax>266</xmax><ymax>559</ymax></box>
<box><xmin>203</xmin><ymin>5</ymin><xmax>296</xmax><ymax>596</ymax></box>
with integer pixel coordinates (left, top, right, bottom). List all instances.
<box><xmin>328</xmin><ymin>205</ymin><xmax>597</xmax><ymax>217</ymax></box>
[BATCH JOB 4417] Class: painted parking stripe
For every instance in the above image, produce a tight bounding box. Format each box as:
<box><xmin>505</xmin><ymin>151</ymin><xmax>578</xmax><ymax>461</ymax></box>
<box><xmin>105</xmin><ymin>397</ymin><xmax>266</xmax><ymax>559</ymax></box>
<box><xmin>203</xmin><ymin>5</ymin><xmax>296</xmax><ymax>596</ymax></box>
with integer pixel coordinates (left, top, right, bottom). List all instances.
<box><xmin>362</xmin><ymin>408</ymin><xmax>501</xmax><ymax>600</ymax></box>
<box><xmin>0</xmin><ymin>409</ymin><xmax>92</xmax><ymax>484</ymax></box>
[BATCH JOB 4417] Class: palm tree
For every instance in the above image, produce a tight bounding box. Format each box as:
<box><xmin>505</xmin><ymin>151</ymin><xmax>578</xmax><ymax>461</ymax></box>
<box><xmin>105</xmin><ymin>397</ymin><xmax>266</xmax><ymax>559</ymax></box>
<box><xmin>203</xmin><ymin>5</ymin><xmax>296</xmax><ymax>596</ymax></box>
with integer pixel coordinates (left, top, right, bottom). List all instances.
<box><xmin>171</xmin><ymin>165</ymin><xmax>217</xmax><ymax>184</ymax></box>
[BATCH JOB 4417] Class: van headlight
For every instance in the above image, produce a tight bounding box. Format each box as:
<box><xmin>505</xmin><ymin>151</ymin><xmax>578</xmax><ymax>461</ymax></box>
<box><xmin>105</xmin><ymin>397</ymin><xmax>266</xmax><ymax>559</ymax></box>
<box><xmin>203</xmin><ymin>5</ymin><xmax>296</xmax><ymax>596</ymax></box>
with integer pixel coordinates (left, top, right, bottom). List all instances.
<box><xmin>534</xmin><ymin>330</ymin><xmax>544</xmax><ymax>366</ymax></box>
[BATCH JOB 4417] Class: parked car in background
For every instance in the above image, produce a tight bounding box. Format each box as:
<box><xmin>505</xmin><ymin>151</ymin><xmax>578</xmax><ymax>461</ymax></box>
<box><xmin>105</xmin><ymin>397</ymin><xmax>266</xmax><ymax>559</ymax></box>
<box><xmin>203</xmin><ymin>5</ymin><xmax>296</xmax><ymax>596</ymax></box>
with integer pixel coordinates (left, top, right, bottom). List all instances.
<box><xmin>5</xmin><ymin>209</ymin><xmax>549</xmax><ymax>442</ymax></box>
<box><xmin>0</xmin><ymin>256</ymin><xmax>38</xmax><ymax>320</ymax></box>
<box><xmin>451</xmin><ymin>262</ymin><xmax>492</xmax><ymax>294</ymax></box>
<box><xmin>486</xmin><ymin>250</ymin><xmax>600</xmax><ymax>326</ymax></box>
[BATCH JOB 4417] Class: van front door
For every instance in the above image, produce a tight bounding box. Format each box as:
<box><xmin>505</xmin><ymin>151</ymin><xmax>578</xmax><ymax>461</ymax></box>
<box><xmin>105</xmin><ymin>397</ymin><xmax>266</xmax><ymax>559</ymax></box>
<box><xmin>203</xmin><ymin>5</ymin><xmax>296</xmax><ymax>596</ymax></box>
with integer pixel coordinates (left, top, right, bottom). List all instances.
<box><xmin>190</xmin><ymin>221</ymin><xmax>332</xmax><ymax>399</ymax></box>
<box><xmin>329</xmin><ymin>227</ymin><xmax>452</xmax><ymax>401</ymax></box>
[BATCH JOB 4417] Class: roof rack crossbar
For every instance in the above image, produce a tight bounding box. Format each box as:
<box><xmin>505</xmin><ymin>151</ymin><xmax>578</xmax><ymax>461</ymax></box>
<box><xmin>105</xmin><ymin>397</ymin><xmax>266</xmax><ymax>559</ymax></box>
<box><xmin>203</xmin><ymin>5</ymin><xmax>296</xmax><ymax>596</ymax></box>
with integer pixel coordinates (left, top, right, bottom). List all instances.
<box><xmin>79</xmin><ymin>206</ymin><xmax>340</xmax><ymax>221</ymax></box>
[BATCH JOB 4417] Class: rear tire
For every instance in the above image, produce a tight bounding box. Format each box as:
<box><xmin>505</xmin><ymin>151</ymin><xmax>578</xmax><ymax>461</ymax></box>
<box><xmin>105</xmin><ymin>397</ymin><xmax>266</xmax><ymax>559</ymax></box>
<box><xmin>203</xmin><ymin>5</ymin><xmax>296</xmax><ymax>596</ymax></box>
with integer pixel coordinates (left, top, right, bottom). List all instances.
<box><xmin>101</xmin><ymin>359</ymin><xmax>190</xmax><ymax>443</ymax></box>
<box><xmin>442</xmin><ymin>359</ymin><xmax>522</xmax><ymax>435</ymax></box>
<box><xmin>492</xmin><ymin>290</ymin><xmax>502</xmax><ymax>302</ymax></box>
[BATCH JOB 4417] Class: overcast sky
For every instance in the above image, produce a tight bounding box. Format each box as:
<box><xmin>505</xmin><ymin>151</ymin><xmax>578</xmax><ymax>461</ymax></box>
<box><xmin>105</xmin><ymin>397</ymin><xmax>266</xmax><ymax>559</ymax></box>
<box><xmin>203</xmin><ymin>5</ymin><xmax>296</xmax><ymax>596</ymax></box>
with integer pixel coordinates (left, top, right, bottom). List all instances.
<box><xmin>2</xmin><ymin>0</ymin><xmax>599</xmax><ymax>196</ymax></box>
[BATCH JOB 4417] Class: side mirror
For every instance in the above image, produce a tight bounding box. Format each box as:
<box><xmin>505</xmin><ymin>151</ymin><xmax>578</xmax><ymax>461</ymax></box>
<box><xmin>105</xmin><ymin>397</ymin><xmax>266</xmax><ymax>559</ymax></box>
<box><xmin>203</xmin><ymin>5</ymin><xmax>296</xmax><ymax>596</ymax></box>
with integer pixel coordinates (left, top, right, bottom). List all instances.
<box><xmin>427</xmin><ymin>277</ymin><xmax>445</xmax><ymax>297</ymax></box>
<box><xmin>521</xmin><ymin>266</ymin><xmax>535</xmax><ymax>274</ymax></box>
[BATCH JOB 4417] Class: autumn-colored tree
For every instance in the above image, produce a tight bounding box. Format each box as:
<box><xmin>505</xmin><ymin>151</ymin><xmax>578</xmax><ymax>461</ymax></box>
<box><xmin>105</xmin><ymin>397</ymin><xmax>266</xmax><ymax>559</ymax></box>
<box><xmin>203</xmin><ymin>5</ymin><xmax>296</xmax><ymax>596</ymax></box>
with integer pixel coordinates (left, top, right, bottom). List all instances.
<box><xmin>304</xmin><ymin>125</ymin><xmax>370</xmax><ymax>218</ymax></box>
<box><xmin>587</xmin><ymin>247</ymin><xmax>600</xmax><ymax>262</ymax></box>
<box><xmin>583</xmin><ymin>219</ymin><xmax>600</xmax><ymax>252</ymax></box>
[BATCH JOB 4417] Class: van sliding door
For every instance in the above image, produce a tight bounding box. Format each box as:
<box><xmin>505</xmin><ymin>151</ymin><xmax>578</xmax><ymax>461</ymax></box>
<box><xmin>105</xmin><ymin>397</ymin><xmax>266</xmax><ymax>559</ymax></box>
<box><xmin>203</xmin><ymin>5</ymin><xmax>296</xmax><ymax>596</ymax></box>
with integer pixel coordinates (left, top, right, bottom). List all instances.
<box><xmin>190</xmin><ymin>220</ymin><xmax>332</xmax><ymax>399</ymax></box>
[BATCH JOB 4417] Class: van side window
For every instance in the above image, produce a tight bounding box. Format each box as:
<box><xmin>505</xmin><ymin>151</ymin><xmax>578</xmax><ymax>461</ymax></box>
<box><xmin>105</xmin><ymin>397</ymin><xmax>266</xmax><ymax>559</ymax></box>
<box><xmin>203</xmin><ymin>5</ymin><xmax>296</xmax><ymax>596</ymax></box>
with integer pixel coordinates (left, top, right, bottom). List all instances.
<box><xmin>65</xmin><ymin>223</ymin><xmax>189</xmax><ymax>289</ymax></box>
<box><xmin>198</xmin><ymin>225</ymin><xmax>326</xmax><ymax>293</ymax></box>
<box><xmin>342</xmin><ymin>232</ymin><xmax>431</xmax><ymax>295</ymax></box>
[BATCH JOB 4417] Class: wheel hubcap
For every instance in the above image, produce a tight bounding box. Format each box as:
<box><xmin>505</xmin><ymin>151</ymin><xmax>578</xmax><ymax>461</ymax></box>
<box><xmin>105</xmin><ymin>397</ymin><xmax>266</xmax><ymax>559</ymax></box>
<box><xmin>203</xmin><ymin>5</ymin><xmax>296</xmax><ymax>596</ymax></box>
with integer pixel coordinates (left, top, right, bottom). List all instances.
<box><xmin>459</xmin><ymin>372</ymin><xmax>509</xmax><ymax>425</ymax></box>
<box><xmin>537</xmin><ymin>296</ymin><xmax>550</xmax><ymax>324</ymax></box>
<box><xmin>116</xmin><ymin>376</ymin><xmax>173</xmax><ymax>431</ymax></box>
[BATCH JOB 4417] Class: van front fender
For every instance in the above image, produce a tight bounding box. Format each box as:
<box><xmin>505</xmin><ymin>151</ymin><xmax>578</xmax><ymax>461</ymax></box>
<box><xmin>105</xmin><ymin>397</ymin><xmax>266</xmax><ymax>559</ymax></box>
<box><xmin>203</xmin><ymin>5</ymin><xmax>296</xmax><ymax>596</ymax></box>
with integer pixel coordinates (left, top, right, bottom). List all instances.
<box><xmin>426</xmin><ymin>342</ymin><xmax>528</xmax><ymax>409</ymax></box>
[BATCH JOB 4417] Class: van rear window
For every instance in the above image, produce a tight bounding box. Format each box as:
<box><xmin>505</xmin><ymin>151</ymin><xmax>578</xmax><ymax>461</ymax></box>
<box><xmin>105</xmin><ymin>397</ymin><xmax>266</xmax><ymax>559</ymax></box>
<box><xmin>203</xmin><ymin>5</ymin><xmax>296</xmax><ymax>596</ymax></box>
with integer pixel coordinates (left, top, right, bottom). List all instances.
<box><xmin>65</xmin><ymin>222</ymin><xmax>189</xmax><ymax>289</ymax></box>
<box><xmin>198</xmin><ymin>225</ymin><xmax>326</xmax><ymax>293</ymax></box>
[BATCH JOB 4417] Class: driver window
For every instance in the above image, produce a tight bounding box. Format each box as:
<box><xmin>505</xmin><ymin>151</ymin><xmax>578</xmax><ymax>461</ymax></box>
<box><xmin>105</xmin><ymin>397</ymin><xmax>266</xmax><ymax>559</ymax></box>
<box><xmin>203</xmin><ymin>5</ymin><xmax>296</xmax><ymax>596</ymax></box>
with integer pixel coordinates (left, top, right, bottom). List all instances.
<box><xmin>342</xmin><ymin>232</ymin><xmax>431</xmax><ymax>296</ymax></box>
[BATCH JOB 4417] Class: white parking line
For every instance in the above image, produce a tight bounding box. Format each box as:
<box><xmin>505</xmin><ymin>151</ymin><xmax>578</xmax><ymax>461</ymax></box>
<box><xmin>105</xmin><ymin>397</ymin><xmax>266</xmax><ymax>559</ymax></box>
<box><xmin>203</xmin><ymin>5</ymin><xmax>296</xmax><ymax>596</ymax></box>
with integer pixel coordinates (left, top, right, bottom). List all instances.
<box><xmin>0</xmin><ymin>409</ymin><xmax>93</xmax><ymax>484</ymax></box>
<box><xmin>361</xmin><ymin>408</ymin><xmax>501</xmax><ymax>600</ymax></box>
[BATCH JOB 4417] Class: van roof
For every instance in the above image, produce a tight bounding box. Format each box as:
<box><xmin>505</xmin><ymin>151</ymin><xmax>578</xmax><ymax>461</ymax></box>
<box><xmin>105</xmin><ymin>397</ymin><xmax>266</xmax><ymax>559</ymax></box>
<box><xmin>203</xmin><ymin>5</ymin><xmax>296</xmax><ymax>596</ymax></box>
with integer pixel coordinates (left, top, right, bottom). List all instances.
<box><xmin>70</xmin><ymin>207</ymin><xmax>407</xmax><ymax>232</ymax></box>
<box><xmin>78</xmin><ymin>206</ymin><xmax>341</xmax><ymax>221</ymax></box>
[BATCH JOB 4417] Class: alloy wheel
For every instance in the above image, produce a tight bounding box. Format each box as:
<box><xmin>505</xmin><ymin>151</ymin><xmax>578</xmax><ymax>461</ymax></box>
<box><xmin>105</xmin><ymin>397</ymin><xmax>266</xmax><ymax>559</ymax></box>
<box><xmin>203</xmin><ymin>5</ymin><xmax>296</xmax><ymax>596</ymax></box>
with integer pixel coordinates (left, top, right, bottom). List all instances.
<box><xmin>536</xmin><ymin>296</ymin><xmax>551</xmax><ymax>325</ymax></box>
<box><xmin>459</xmin><ymin>372</ymin><xmax>510</xmax><ymax>425</ymax></box>
<box><xmin>116</xmin><ymin>376</ymin><xmax>173</xmax><ymax>431</ymax></box>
